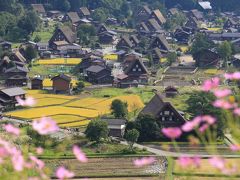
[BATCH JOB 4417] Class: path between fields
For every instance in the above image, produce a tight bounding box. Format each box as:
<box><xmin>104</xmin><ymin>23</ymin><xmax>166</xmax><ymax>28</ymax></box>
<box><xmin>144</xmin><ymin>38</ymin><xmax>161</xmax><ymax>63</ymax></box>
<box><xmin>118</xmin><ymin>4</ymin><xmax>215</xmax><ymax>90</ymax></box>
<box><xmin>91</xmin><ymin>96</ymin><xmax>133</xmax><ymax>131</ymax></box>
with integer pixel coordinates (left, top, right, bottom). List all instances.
<box><xmin>118</xmin><ymin>139</ymin><xmax>240</xmax><ymax>158</ymax></box>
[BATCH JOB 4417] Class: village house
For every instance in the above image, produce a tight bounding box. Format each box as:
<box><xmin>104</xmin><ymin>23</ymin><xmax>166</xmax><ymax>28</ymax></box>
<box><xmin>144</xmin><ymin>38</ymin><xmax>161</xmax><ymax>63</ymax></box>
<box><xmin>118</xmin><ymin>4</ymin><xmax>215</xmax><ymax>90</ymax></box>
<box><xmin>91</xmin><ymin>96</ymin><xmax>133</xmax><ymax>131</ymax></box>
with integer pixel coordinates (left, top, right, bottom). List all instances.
<box><xmin>185</xmin><ymin>17</ymin><xmax>199</xmax><ymax>30</ymax></box>
<box><xmin>208</xmin><ymin>32</ymin><xmax>240</xmax><ymax>41</ymax></box>
<box><xmin>137</xmin><ymin>22</ymin><xmax>150</xmax><ymax>34</ymax></box>
<box><xmin>0</xmin><ymin>40</ymin><xmax>12</xmax><ymax>51</ymax></box>
<box><xmin>120</xmin><ymin>20</ymin><xmax>128</xmax><ymax>27</ymax></box>
<box><xmin>62</xmin><ymin>12</ymin><xmax>81</xmax><ymax>27</ymax></box>
<box><xmin>135</xmin><ymin>5</ymin><xmax>152</xmax><ymax>22</ymax></box>
<box><xmin>47</xmin><ymin>10</ymin><xmax>62</xmax><ymax>19</ymax></box>
<box><xmin>146</xmin><ymin>18</ymin><xmax>162</xmax><ymax>32</ymax></box>
<box><xmin>140</xmin><ymin>93</ymin><xmax>186</xmax><ymax>128</ymax></box>
<box><xmin>77</xmin><ymin>55</ymin><xmax>106</xmax><ymax>73</ymax></box>
<box><xmin>198</xmin><ymin>1</ymin><xmax>212</xmax><ymax>12</ymax></box>
<box><xmin>164</xmin><ymin>86</ymin><xmax>179</xmax><ymax>97</ymax></box>
<box><xmin>116</xmin><ymin>36</ymin><xmax>134</xmax><ymax>50</ymax></box>
<box><xmin>78</xmin><ymin>7</ymin><xmax>91</xmax><ymax>19</ymax></box>
<box><xmin>194</xmin><ymin>49</ymin><xmax>221</xmax><ymax>67</ymax></box>
<box><xmin>31</xmin><ymin>4</ymin><xmax>46</xmax><ymax>17</ymax></box>
<box><xmin>223</xmin><ymin>18</ymin><xmax>240</xmax><ymax>29</ymax></box>
<box><xmin>49</xmin><ymin>26</ymin><xmax>77</xmax><ymax>49</ymax></box>
<box><xmin>188</xmin><ymin>9</ymin><xmax>204</xmax><ymax>21</ymax></box>
<box><xmin>101</xmin><ymin>118</ymin><xmax>127</xmax><ymax>137</ymax></box>
<box><xmin>85</xmin><ymin>65</ymin><xmax>113</xmax><ymax>84</ymax></box>
<box><xmin>151</xmin><ymin>48</ymin><xmax>162</xmax><ymax>64</ymax></box>
<box><xmin>31</xmin><ymin>77</ymin><xmax>43</xmax><ymax>90</ymax></box>
<box><xmin>174</xmin><ymin>28</ymin><xmax>192</xmax><ymax>44</ymax></box>
<box><xmin>150</xmin><ymin>35</ymin><xmax>171</xmax><ymax>53</ymax></box>
<box><xmin>51</xmin><ymin>74</ymin><xmax>72</xmax><ymax>94</ymax></box>
<box><xmin>4</xmin><ymin>66</ymin><xmax>29</xmax><ymax>87</ymax></box>
<box><xmin>97</xmin><ymin>24</ymin><xmax>117</xmax><ymax>44</ymax></box>
<box><xmin>149</xmin><ymin>9</ymin><xmax>166</xmax><ymax>26</ymax></box>
<box><xmin>168</xmin><ymin>8</ymin><xmax>179</xmax><ymax>17</ymax></box>
<box><xmin>0</xmin><ymin>87</ymin><xmax>26</xmax><ymax>110</ymax></box>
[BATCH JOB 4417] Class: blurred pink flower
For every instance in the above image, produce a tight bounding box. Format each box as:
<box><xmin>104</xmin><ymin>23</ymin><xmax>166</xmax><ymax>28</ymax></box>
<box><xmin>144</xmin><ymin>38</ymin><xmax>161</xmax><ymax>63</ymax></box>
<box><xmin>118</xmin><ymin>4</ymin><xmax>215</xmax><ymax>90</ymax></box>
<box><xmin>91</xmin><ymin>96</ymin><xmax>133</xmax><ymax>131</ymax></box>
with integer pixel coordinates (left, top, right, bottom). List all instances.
<box><xmin>202</xmin><ymin>77</ymin><xmax>220</xmax><ymax>91</ymax></box>
<box><xmin>199</xmin><ymin>124</ymin><xmax>209</xmax><ymax>133</ymax></box>
<box><xmin>56</xmin><ymin>166</ymin><xmax>74</xmax><ymax>180</ymax></box>
<box><xmin>234</xmin><ymin>108</ymin><xmax>240</xmax><ymax>116</ymax></box>
<box><xmin>73</xmin><ymin>145</ymin><xmax>88</xmax><ymax>163</ymax></box>
<box><xmin>0</xmin><ymin>147</ymin><xmax>8</xmax><ymax>157</ymax></box>
<box><xmin>202</xmin><ymin>115</ymin><xmax>216</xmax><ymax>125</ymax></box>
<box><xmin>16</xmin><ymin>96</ymin><xmax>36</xmax><ymax>107</ymax></box>
<box><xmin>213</xmin><ymin>89</ymin><xmax>232</xmax><ymax>98</ymax></box>
<box><xmin>213</xmin><ymin>99</ymin><xmax>234</xmax><ymax>109</ymax></box>
<box><xmin>133</xmin><ymin>157</ymin><xmax>156</xmax><ymax>167</ymax></box>
<box><xmin>3</xmin><ymin>124</ymin><xmax>20</xmax><ymax>136</ymax></box>
<box><xmin>10</xmin><ymin>147</ymin><xmax>25</xmax><ymax>171</ymax></box>
<box><xmin>209</xmin><ymin>156</ymin><xmax>225</xmax><ymax>170</ymax></box>
<box><xmin>182</xmin><ymin>121</ymin><xmax>195</xmax><ymax>132</ymax></box>
<box><xmin>177</xmin><ymin>156</ymin><xmax>201</xmax><ymax>168</ymax></box>
<box><xmin>30</xmin><ymin>155</ymin><xmax>45</xmax><ymax>170</ymax></box>
<box><xmin>36</xmin><ymin>147</ymin><xmax>44</xmax><ymax>155</ymax></box>
<box><xmin>230</xmin><ymin>144</ymin><xmax>240</xmax><ymax>152</ymax></box>
<box><xmin>162</xmin><ymin>127</ymin><xmax>182</xmax><ymax>139</ymax></box>
<box><xmin>32</xmin><ymin>117</ymin><xmax>59</xmax><ymax>135</ymax></box>
<box><xmin>224</xmin><ymin>72</ymin><xmax>240</xmax><ymax>80</ymax></box>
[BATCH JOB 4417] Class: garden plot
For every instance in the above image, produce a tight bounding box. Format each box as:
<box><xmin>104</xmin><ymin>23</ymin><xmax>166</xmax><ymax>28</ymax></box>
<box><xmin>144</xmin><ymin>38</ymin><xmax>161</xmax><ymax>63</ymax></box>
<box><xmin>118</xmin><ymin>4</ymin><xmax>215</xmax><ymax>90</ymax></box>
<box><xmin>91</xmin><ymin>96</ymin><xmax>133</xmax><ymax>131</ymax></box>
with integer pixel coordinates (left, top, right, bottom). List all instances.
<box><xmin>37</xmin><ymin>58</ymin><xmax>82</xmax><ymax>65</ymax></box>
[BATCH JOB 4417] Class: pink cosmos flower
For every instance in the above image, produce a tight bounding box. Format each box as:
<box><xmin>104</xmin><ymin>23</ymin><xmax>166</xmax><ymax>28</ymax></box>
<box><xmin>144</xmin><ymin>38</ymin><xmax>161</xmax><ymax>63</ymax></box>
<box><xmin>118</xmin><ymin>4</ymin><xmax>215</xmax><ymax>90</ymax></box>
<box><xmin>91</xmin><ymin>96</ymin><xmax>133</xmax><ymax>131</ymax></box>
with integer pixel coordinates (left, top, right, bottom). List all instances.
<box><xmin>3</xmin><ymin>124</ymin><xmax>20</xmax><ymax>136</ymax></box>
<box><xmin>209</xmin><ymin>156</ymin><xmax>225</xmax><ymax>170</ymax></box>
<box><xmin>16</xmin><ymin>96</ymin><xmax>36</xmax><ymax>107</ymax></box>
<box><xmin>10</xmin><ymin>147</ymin><xmax>25</xmax><ymax>171</ymax></box>
<box><xmin>73</xmin><ymin>145</ymin><xmax>88</xmax><ymax>163</ymax></box>
<box><xmin>55</xmin><ymin>166</ymin><xmax>75</xmax><ymax>180</ymax></box>
<box><xmin>224</xmin><ymin>72</ymin><xmax>240</xmax><ymax>80</ymax></box>
<box><xmin>36</xmin><ymin>147</ymin><xmax>44</xmax><ymax>155</ymax></box>
<box><xmin>230</xmin><ymin>144</ymin><xmax>240</xmax><ymax>152</ymax></box>
<box><xmin>213</xmin><ymin>89</ymin><xmax>232</xmax><ymax>98</ymax></box>
<box><xmin>199</xmin><ymin>124</ymin><xmax>209</xmax><ymax>133</ymax></box>
<box><xmin>32</xmin><ymin>117</ymin><xmax>59</xmax><ymax>135</ymax></box>
<box><xmin>177</xmin><ymin>156</ymin><xmax>201</xmax><ymax>168</ymax></box>
<box><xmin>213</xmin><ymin>99</ymin><xmax>234</xmax><ymax>109</ymax></box>
<box><xmin>202</xmin><ymin>115</ymin><xmax>216</xmax><ymax>125</ymax></box>
<box><xmin>234</xmin><ymin>108</ymin><xmax>240</xmax><ymax>116</ymax></box>
<box><xmin>133</xmin><ymin>157</ymin><xmax>156</xmax><ymax>167</ymax></box>
<box><xmin>202</xmin><ymin>77</ymin><xmax>220</xmax><ymax>91</ymax></box>
<box><xmin>182</xmin><ymin>121</ymin><xmax>195</xmax><ymax>132</ymax></box>
<box><xmin>162</xmin><ymin>127</ymin><xmax>182</xmax><ymax>139</ymax></box>
<box><xmin>29</xmin><ymin>155</ymin><xmax>45</xmax><ymax>170</ymax></box>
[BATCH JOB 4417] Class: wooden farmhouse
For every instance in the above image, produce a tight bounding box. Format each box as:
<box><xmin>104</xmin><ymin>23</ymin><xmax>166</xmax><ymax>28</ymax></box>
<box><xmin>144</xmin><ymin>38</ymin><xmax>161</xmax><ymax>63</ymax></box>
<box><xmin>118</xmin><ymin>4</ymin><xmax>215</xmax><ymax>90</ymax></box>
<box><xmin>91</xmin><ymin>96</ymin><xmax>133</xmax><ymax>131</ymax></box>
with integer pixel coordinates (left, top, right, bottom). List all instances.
<box><xmin>78</xmin><ymin>7</ymin><xmax>91</xmax><ymax>18</ymax></box>
<box><xmin>4</xmin><ymin>66</ymin><xmax>29</xmax><ymax>87</ymax></box>
<box><xmin>0</xmin><ymin>40</ymin><xmax>12</xmax><ymax>51</ymax></box>
<box><xmin>102</xmin><ymin>118</ymin><xmax>127</xmax><ymax>138</ymax></box>
<box><xmin>140</xmin><ymin>93</ymin><xmax>186</xmax><ymax>128</ymax></box>
<box><xmin>31</xmin><ymin>77</ymin><xmax>43</xmax><ymax>90</ymax></box>
<box><xmin>0</xmin><ymin>87</ymin><xmax>26</xmax><ymax>110</ymax></box>
<box><xmin>194</xmin><ymin>49</ymin><xmax>221</xmax><ymax>67</ymax></box>
<box><xmin>135</xmin><ymin>5</ymin><xmax>152</xmax><ymax>22</ymax></box>
<box><xmin>63</xmin><ymin>12</ymin><xmax>81</xmax><ymax>25</ymax></box>
<box><xmin>150</xmin><ymin>35</ymin><xmax>170</xmax><ymax>53</ymax></box>
<box><xmin>85</xmin><ymin>65</ymin><xmax>113</xmax><ymax>84</ymax></box>
<box><xmin>149</xmin><ymin>9</ymin><xmax>166</xmax><ymax>25</ymax></box>
<box><xmin>49</xmin><ymin>26</ymin><xmax>77</xmax><ymax>49</ymax></box>
<box><xmin>51</xmin><ymin>74</ymin><xmax>72</xmax><ymax>94</ymax></box>
<box><xmin>164</xmin><ymin>86</ymin><xmax>179</xmax><ymax>97</ymax></box>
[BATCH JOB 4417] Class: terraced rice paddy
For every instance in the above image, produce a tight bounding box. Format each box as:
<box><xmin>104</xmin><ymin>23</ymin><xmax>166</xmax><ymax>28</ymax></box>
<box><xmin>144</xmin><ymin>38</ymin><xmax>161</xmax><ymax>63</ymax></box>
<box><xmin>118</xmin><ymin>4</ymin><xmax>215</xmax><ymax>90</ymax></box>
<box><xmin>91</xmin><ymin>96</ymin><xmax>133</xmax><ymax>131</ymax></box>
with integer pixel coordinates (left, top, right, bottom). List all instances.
<box><xmin>6</xmin><ymin>91</ymin><xmax>144</xmax><ymax>128</ymax></box>
<box><xmin>37</xmin><ymin>58</ymin><xmax>82</xmax><ymax>65</ymax></box>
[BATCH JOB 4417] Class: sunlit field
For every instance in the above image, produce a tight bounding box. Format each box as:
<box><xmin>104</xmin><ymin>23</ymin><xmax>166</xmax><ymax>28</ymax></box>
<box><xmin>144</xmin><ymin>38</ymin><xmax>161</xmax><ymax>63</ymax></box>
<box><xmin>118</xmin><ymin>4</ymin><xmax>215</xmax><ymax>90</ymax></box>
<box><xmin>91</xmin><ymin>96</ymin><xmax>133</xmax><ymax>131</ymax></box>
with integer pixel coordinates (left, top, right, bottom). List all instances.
<box><xmin>42</xmin><ymin>78</ymin><xmax>78</xmax><ymax>87</ymax></box>
<box><xmin>37</xmin><ymin>58</ymin><xmax>82</xmax><ymax>65</ymax></box>
<box><xmin>103</xmin><ymin>54</ymin><xmax>118</xmax><ymax>61</ymax></box>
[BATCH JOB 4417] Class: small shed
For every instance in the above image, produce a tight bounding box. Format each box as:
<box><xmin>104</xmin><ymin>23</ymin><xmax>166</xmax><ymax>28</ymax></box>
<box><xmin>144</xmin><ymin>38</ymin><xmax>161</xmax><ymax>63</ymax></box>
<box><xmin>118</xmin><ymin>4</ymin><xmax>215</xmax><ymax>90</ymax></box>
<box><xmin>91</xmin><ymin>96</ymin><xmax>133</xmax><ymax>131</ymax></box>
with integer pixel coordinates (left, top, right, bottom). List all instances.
<box><xmin>51</xmin><ymin>74</ymin><xmax>72</xmax><ymax>94</ymax></box>
<box><xmin>164</xmin><ymin>86</ymin><xmax>178</xmax><ymax>97</ymax></box>
<box><xmin>31</xmin><ymin>77</ymin><xmax>43</xmax><ymax>90</ymax></box>
<box><xmin>102</xmin><ymin>118</ymin><xmax>127</xmax><ymax>137</ymax></box>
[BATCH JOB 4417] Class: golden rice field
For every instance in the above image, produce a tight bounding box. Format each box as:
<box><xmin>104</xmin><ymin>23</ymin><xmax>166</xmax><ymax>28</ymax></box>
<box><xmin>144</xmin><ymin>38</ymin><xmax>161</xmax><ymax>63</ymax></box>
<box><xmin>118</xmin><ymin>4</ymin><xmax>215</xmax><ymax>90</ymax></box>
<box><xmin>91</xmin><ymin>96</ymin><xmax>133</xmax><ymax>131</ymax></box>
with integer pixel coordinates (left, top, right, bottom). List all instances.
<box><xmin>103</xmin><ymin>54</ymin><xmax>118</xmax><ymax>61</ymax></box>
<box><xmin>6</xmin><ymin>91</ymin><xmax>144</xmax><ymax>127</ymax></box>
<box><xmin>59</xmin><ymin>120</ymin><xmax>91</xmax><ymax>127</ymax></box>
<box><xmin>207</xmin><ymin>27</ymin><xmax>222</xmax><ymax>32</ymax></box>
<box><xmin>37</xmin><ymin>58</ymin><xmax>82</xmax><ymax>65</ymax></box>
<box><xmin>6</xmin><ymin>106</ymin><xmax>100</xmax><ymax>119</ymax></box>
<box><xmin>50</xmin><ymin>115</ymin><xmax>86</xmax><ymax>124</ymax></box>
<box><xmin>179</xmin><ymin>46</ymin><xmax>189</xmax><ymax>53</ymax></box>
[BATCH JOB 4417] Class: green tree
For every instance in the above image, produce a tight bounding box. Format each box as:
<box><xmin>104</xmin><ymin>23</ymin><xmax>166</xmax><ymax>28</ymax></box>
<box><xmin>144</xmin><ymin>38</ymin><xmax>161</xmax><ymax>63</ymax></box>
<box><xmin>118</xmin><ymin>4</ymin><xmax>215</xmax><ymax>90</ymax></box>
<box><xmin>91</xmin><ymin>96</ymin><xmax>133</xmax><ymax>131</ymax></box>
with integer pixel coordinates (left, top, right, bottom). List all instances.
<box><xmin>110</xmin><ymin>99</ymin><xmax>128</xmax><ymax>118</ymax></box>
<box><xmin>166</xmin><ymin>52</ymin><xmax>177</xmax><ymax>65</ymax></box>
<box><xmin>125</xmin><ymin>129</ymin><xmax>139</xmax><ymax>151</ymax></box>
<box><xmin>24</xmin><ymin>45</ymin><xmax>38</xmax><ymax>63</ymax></box>
<box><xmin>217</xmin><ymin>41</ymin><xmax>232</xmax><ymax>67</ymax></box>
<box><xmin>92</xmin><ymin>7</ymin><xmax>109</xmax><ymax>23</ymax></box>
<box><xmin>135</xmin><ymin>114</ymin><xmax>161</xmax><ymax>141</ymax></box>
<box><xmin>34</xmin><ymin>35</ymin><xmax>41</xmax><ymax>43</ymax></box>
<box><xmin>77</xmin><ymin>24</ymin><xmax>96</xmax><ymax>45</ymax></box>
<box><xmin>190</xmin><ymin>33</ymin><xmax>215</xmax><ymax>60</ymax></box>
<box><xmin>186</xmin><ymin>91</ymin><xmax>225</xmax><ymax>139</ymax></box>
<box><xmin>85</xmin><ymin>120</ymin><xmax>109</xmax><ymax>143</ymax></box>
<box><xmin>74</xmin><ymin>81</ymin><xmax>85</xmax><ymax>93</ymax></box>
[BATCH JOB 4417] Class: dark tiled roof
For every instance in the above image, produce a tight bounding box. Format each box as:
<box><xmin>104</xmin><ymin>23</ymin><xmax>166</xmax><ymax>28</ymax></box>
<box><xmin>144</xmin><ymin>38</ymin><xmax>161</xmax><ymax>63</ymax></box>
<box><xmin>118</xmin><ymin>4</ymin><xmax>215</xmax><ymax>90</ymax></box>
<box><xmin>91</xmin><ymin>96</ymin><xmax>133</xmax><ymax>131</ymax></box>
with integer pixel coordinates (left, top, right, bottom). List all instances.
<box><xmin>79</xmin><ymin>7</ymin><xmax>91</xmax><ymax>16</ymax></box>
<box><xmin>190</xmin><ymin>9</ymin><xmax>203</xmax><ymax>20</ymax></box>
<box><xmin>66</xmin><ymin>12</ymin><xmax>80</xmax><ymax>23</ymax></box>
<box><xmin>124</xmin><ymin>58</ymin><xmax>148</xmax><ymax>75</ymax></box>
<box><xmin>51</xmin><ymin>74</ymin><xmax>71</xmax><ymax>82</ymax></box>
<box><xmin>86</xmin><ymin>65</ymin><xmax>105</xmax><ymax>73</ymax></box>
<box><xmin>1</xmin><ymin>87</ymin><xmax>26</xmax><ymax>97</ymax></box>
<box><xmin>101</xmin><ymin>118</ymin><xmax>127</xmax><ymax>126</ymax></box>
